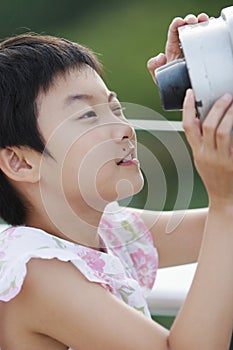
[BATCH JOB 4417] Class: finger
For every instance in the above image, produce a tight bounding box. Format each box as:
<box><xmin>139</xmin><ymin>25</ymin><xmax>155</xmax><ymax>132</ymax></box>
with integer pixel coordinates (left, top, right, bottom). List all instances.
<box><xmin>216</xmin><ymin>103</ymin><xmax>233</xmax><ymax>159</ymax></box>
<box><xmin>197</xmin><ymin>13</ymin><xmax>209</xmax><ymax>22</ymax></box>
<box><xmin>167</xmin><ymin>17</ymin><xmax>185</xmax><ymax>45</ymax></box>
<box><xmin>184</xmin><ymin>14</ymin><xmax>199</xmax><ymax>24</ymax></box>
<box><xmin>147</xmin><ymin>53</ymin><xmax>167</xmax><ymax>83</ymax></box>
<box><xmin>147</xmin><ymin>53</ymin><xmax>167</xmax><ymax>72</ymax></box>
<box><xmin>182</xmin><ymin>89</ymin><xmax>202</xmax><ymax>150</ymax></box>
<box><xmin>166</xmin><ymin>17</ymin><xmax>186</xmax><ymax>61</ymax></box>
<box><xmin>202</xmin><ymin>94</ymin><xmax>233</xmax><ymax>150</ymax></box>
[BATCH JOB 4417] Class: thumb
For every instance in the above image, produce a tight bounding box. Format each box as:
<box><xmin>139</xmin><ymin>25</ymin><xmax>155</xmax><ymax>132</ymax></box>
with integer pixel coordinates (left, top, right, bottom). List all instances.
<box><xmin>147</xmin><ymin>53</ymin><xmax>167</xmax><ymax>83</ymax></box>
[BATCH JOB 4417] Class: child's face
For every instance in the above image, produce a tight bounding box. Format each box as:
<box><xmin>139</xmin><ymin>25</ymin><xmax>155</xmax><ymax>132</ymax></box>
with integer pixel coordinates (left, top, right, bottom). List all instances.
<box><xmin>36</xmin><ymin>65</ymin><xmax>144</xmax><ymax>213</ymax></box>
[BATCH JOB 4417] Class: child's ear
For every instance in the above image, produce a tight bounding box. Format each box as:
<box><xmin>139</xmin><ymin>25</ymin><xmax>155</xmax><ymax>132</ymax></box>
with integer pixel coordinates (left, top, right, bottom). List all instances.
<box><xmin>0</xmin><ymin>146</ymin><xmax>41</xmax><ymax>183</ymax></box>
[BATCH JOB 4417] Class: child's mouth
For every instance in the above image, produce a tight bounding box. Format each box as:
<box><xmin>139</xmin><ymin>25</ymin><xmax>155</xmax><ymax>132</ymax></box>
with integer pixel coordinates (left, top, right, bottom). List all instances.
<box><xmin>116</xmin><ymin>153</ymin><xmax>139</xmax><ymax>166</ymax></box>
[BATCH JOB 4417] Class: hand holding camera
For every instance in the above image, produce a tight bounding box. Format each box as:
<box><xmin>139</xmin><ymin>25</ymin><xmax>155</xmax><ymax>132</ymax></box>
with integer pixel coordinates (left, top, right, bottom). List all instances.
<box><xmin>148</xmin><ymin>6</ymin><xmax>233</xmax><ymax>211</ymax></box>
<box><xmin>183</xmin><ymin>89</ymin><xmax>233</xmax><ymax>210</ymax></box>
<box><xmin>147</xmin><ymin>14</ymin><xmax>208</xmax><ymax>86</ymax></box>
<box><xmin>154</xmin><ymin>6</ymin><xmax>233</xmax><ymax>122</ymax></box>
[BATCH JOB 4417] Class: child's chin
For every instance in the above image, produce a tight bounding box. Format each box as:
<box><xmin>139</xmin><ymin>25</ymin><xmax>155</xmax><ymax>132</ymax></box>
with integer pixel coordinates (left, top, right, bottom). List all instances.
<box><xmin>115</xmin><ymin>175</ymin><xmax>144</xmax><ymax>201</ymax></box>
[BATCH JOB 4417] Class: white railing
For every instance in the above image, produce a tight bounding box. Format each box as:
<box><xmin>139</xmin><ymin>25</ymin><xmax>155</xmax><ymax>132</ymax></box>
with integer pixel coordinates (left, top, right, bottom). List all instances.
<box><xmin>130</xmin><ymin>119</ymin><xmax>184</xmax><ymax>132</ymax></box>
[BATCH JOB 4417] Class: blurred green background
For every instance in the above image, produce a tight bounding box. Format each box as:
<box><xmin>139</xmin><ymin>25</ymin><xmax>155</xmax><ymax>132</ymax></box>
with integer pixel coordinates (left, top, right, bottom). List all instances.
<box><xmin>0</xmin><ymin>0</ymin><xmax>232</xmax><ymax>212</ymax></box>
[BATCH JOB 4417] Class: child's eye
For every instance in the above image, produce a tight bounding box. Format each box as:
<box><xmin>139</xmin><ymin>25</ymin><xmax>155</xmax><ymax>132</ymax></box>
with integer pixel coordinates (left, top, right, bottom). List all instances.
<box><xmin>112</xmin><ymin>105</ymin><xmax>126</xmax><ymax>117</ymax></box>
<box><xmin>80</xmin><ymin>111</ymin><xmax>97</xmax><ymax>119</ymax></box>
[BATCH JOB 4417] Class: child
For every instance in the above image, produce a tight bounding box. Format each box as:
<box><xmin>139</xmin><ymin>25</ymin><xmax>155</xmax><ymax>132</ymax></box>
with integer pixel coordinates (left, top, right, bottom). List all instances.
<box><xmin>0</xmin><ymin>12</ymin><xmax>233</xmax><ymax>350</ymax></box>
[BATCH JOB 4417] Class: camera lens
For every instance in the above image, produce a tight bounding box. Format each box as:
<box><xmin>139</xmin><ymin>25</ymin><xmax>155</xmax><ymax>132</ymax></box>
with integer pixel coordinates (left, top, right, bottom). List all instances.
<box><xmin>155</xmin><ymin>58</ymin><xmax>191</xmax><ymax>110</ymax></box>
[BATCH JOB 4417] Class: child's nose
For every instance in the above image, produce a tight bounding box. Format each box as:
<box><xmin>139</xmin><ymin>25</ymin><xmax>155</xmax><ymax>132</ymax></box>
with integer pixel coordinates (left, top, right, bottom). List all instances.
<box><xmin>111</xmin><ymin>122</ymin><xmax>135</xmax><ymax>143</ymax></box>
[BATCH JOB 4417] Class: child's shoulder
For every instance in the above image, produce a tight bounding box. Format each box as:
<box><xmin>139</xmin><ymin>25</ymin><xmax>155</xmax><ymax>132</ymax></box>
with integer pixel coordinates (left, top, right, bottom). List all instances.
<box><xmin>0</xmin><ymin>225</ymin><xmax>100</xmax><ymax>303</ymax></box>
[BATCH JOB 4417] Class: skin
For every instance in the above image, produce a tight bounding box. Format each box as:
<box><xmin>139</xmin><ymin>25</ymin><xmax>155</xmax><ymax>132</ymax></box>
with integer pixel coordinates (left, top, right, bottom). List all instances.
<box><xmin>1</xmin><ymin>12</ymin><xmax>233</xmax><ymax>350</ymax></box>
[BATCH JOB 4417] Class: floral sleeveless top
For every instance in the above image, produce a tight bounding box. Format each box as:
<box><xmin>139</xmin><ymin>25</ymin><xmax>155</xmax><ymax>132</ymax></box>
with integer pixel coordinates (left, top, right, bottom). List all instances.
<box><xmin>0</xmin><ymin>202</ymin><xmax>158</xmax><ymax>349</ymax></box>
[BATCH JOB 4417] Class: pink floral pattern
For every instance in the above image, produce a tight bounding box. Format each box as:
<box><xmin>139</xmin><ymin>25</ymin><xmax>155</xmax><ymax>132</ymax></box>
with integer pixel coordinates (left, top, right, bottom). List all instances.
<box><xmin>0</xmin><ymin>202</ymin><xmax>158</xmax><ymax>321</ymax></box>
<box><xmin>130</xmin><ymin>248</ymin><xmax>157</xmax><ymax>289</ymax></box>
<box><xmin>83</xmin><ymin>250</ymin><xmax>106</xmax><ymax>273</ymax></box>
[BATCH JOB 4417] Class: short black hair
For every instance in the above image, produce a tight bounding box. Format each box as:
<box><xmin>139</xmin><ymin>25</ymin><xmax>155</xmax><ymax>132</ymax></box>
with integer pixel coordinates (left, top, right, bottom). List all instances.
<box><xmin>0</xmin><ymin>33</ymin><xmax>102</xmax><ymax>226</ymax></box>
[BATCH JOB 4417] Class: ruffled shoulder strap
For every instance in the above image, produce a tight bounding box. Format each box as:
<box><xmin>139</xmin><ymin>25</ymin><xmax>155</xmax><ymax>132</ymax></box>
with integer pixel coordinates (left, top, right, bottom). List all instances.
<box><xmin>0</xmin><ymin>226</ymin><xmax>114</xmax><ymax>302</ymax></box>
<box><xmin>99</xmin><ymin>202</ymin><xmax>159</xmax><ymax>295</ymax></box>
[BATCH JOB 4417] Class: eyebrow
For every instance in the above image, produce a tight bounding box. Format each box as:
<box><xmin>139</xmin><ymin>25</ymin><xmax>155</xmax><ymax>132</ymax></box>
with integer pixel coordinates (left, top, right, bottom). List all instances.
<box><xmin>63</xmin><ymin>91</ymin><xmax>117</xmax><ymax>108</ymax></box>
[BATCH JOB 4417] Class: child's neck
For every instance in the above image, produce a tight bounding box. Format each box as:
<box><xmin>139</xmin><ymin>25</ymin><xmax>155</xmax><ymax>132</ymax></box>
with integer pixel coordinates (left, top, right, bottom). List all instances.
<box><xmin>26</xmin><ymin>200</ymin><xmax>105</xmax><ymax>250</ymax></box>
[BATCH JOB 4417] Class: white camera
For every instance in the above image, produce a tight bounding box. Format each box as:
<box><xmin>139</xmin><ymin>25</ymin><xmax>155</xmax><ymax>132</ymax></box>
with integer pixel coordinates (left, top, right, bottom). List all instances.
<box><xmin>155</xmin><ymin>6</ymin><xmax>233</xmax><ymax>121</ymax></box>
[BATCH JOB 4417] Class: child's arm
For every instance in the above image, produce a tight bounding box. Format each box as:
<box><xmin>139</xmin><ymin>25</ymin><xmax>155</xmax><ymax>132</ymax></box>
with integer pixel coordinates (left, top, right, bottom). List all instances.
<box><xmin>168</xmin><ymin>89</ymin><xmax>233</xmax><ymax>350</ymax></box>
